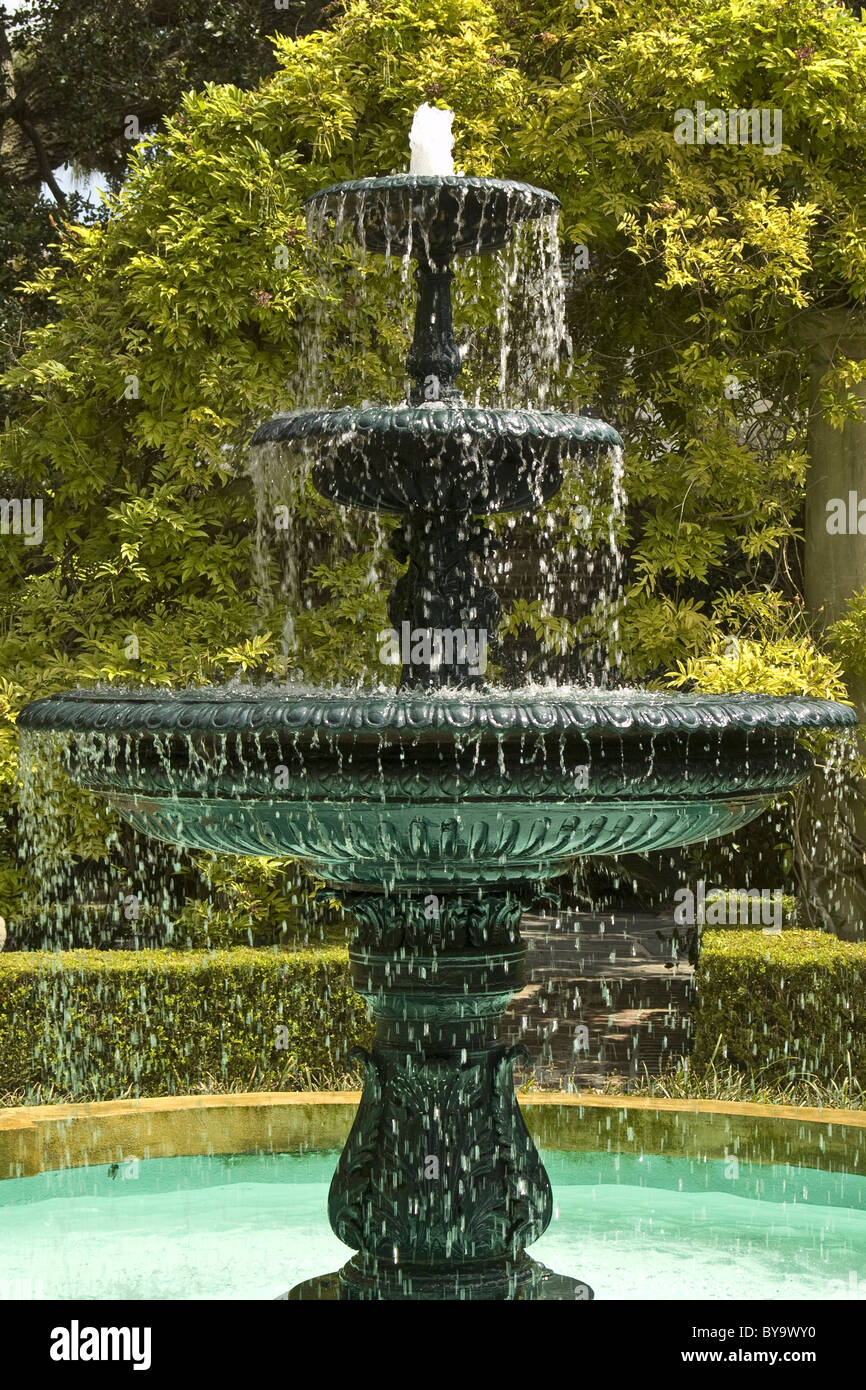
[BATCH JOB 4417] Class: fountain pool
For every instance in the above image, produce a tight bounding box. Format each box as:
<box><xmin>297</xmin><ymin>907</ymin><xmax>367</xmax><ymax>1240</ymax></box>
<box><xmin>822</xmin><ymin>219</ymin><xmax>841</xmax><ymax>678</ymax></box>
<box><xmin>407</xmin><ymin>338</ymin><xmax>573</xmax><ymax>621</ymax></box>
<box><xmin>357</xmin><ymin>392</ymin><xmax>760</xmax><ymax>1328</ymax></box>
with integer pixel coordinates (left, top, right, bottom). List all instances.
<box><xmin>2</xmin><ymin>1095</ymin><xmax>864</xmax><ymax>1301</ymax></box>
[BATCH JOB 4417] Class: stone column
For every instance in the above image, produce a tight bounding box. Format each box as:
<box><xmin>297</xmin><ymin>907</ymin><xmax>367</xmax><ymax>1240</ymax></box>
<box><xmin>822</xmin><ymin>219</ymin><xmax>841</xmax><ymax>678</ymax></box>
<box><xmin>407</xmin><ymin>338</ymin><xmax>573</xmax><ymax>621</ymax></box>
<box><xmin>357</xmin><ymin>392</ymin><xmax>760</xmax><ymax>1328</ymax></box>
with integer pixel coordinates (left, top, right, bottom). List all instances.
<box><xmin>800</xmin><ymin>312</ymin><xmax>866</xmax><ymax>938</ymax></box>
<box><xmin>804</xmin><ymin>312</ymin><xmax>866</xmax><ymax>704</ymax></box>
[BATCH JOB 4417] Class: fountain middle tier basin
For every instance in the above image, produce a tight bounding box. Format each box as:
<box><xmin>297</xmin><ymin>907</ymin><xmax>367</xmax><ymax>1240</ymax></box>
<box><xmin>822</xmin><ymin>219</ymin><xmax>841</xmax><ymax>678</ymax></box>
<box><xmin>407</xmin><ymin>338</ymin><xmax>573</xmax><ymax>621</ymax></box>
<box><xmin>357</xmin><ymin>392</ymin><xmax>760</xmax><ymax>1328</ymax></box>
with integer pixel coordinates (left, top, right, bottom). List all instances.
<box><xmin>250</xmin><ymin>404</ymin><xmax>621</xmax><ymax>515</ymax></box>
<box><xmin>18</xmin><ymin>688</ymin><xmax>855</xmax><ymax>890</ymax></box>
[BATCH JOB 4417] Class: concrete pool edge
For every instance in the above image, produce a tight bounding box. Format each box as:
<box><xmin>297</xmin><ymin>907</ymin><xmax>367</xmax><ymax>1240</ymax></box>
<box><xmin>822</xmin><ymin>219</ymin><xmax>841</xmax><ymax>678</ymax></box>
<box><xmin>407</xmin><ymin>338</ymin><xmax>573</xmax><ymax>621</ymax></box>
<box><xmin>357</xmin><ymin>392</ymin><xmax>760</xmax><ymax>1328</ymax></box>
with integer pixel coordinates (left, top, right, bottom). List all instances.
<box><xmin>2</xmin><ymin>1091</ymin><xmax>865</xmax><ymax>1180</ymax></box>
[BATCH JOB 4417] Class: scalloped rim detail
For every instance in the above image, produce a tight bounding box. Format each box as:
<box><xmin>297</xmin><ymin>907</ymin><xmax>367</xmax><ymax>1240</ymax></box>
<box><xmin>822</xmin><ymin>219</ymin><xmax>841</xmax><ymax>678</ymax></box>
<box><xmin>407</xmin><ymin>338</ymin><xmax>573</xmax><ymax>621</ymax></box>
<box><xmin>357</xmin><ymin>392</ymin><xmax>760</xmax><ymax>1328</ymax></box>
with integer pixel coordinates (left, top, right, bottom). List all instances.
<box><xmin>17</xmin><ymin>689</ymin><xmax>858</xmax><ymax>738</ymax></box>
<box><xmin>250</xmin><ymin>404</ymin><xmax>623</xmax><ymax>451</ymax></box>
<box><xmin>305</xmin><ymin>174</ymin><xmax>561</xmax><ymax>213</ymax></box>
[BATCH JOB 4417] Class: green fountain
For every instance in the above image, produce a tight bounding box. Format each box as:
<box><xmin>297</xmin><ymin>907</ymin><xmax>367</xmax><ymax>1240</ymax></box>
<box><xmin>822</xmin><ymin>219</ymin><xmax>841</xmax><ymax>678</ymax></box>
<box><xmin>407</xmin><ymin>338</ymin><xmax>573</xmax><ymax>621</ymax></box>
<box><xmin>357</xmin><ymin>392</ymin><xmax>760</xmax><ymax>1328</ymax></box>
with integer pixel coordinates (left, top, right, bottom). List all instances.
<box><xmin>18</xmin><ymin>108</ymin><xmax>856</xmax><ymax>1300</ymax></box>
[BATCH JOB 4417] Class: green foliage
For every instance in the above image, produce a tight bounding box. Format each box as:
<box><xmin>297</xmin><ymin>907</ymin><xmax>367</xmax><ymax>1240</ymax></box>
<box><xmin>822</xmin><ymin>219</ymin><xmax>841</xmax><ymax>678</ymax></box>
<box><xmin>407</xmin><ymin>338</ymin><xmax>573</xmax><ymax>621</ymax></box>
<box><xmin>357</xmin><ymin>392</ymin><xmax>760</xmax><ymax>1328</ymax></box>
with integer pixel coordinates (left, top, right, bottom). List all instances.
<box><xmin>0</xmin><ymin>190</ymin><xmax>61</xmax><ymax>371</ymax></box>
<box><xmin>3</xmin><ymin>1</ymin><xmax>329</xmax><ymax>184</ymax></box>
<box><xmin>171</xmin><ymin>857</ymin><xmax>346</xmax><ymax>949</ymax></box>
<box><xmin>500</xmin><ymin>0</ymin><xmax>866</xmax><ymax>685</ymax></box>
<box><xmin>0</xmin><ymin>947</ymin><xmax>371</xmax><ymax>1099</ymax></box>
<box><xmin>664</xmin><ymin>590</ymin><xmax>851</xmax><ymax>698</ymax></box>
<box><xmin>2</xmin><ymin>0</ymin><xmax>866</xmax><ymax>928</ymax></box>
<box><xmin>694</xmin><ymin>929</ymin><xmax>866</xmax><ymax>1085</ymax></box>
<box><xmin>667</xmin><ymin>634</ymin><xmax>849</xmax><ymax>699</ymax></box>
<box><xmin>827</xmin><ymin>586</ymin><xmax>866</xmax><ymax>681</ymax></box>
<box><xmin>655</xmin><ymin>893</ymin><xmax>800</xmax><ymax>969</ymax></box>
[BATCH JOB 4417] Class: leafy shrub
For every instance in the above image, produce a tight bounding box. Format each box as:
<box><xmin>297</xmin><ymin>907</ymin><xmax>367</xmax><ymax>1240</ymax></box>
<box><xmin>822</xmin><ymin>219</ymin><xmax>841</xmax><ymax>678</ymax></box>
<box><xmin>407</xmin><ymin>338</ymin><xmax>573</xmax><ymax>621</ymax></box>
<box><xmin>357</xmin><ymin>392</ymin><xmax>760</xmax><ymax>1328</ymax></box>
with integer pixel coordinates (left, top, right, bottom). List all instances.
<box><xmin>0</xmin><ymin>947</ymin><xmax>371</xmax><ymax>1100</ymax></box>
<box><xmin>694</xmin><ymin>929</ymin><xmax>866</xmax><ymax>1085</ymax></box>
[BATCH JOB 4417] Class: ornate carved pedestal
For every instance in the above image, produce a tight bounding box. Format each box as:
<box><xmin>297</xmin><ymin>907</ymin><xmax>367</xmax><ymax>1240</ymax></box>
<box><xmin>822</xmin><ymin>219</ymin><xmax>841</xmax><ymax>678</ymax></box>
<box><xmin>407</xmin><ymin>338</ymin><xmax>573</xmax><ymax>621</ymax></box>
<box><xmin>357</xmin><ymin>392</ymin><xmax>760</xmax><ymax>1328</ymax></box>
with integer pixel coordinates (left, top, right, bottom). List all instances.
<box><xmin>285</xmin><ymin>894</ymin><xmax>593</xmax><ymax>1301</ymax></box>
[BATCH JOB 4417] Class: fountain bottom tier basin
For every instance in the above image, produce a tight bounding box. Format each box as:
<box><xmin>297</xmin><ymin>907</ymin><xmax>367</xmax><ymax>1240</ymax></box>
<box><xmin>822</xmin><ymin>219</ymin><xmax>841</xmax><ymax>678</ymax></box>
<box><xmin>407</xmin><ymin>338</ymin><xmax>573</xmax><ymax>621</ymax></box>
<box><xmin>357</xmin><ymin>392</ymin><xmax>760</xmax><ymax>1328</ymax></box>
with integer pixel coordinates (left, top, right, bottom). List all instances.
<box><xmin>2</xmin><ymin>1097</ymin><xmax>865</xmax><ymax>1301</ymax></box>
<box><xmin>16</xmin><ymin>688</ymin><xmax>855</xmax><ymax>888</ymax></box>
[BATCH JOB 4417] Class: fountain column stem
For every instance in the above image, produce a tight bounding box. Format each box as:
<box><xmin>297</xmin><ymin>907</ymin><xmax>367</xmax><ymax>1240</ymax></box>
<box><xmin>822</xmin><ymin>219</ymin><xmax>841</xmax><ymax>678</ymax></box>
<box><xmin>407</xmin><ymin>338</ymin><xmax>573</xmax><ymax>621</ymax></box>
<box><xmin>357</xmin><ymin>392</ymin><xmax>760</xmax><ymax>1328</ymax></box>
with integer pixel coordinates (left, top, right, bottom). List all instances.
<box><xmin>390</xmin><ymin>256</ymin><xmax>501</xmax><ymax>691</ymax></box>
<box><xmin>406</xmin><ymin>262</ymin><xmax>462</xmax><ymax>404</ymax></box>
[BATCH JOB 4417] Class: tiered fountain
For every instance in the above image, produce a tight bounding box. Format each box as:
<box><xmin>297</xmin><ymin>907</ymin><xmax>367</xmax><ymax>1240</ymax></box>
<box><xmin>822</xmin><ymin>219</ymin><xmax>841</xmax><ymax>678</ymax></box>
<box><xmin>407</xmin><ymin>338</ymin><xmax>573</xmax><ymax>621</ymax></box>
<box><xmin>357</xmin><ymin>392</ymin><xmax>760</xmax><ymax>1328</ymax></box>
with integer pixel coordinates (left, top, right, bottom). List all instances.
<box><xmin>18</xmin><ymin>108</ymin><xmax>856</xmax><ymax>1300</ymax></box>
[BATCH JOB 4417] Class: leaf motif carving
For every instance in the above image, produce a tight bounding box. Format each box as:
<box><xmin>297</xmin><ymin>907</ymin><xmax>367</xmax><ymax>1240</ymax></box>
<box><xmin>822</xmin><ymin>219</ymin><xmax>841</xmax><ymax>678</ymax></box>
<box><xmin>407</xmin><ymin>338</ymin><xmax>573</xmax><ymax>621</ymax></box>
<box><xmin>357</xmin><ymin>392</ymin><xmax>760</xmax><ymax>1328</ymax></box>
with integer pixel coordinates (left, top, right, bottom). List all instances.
<box><xmin>327</xmin><ymin>1048</ymin><xmax>551</xmax><ymax>1263</ymax></box>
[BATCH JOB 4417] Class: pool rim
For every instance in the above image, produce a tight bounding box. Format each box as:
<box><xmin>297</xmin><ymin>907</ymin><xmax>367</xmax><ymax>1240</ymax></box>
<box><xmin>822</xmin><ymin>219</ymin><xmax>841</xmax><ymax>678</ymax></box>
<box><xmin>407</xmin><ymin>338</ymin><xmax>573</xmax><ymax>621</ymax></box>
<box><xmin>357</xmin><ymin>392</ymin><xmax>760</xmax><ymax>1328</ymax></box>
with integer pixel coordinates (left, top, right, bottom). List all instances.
<box><xmin>2</xmin><ymin>1091</ymin><xmax>864</xmax><ymax>1182</ymax></box>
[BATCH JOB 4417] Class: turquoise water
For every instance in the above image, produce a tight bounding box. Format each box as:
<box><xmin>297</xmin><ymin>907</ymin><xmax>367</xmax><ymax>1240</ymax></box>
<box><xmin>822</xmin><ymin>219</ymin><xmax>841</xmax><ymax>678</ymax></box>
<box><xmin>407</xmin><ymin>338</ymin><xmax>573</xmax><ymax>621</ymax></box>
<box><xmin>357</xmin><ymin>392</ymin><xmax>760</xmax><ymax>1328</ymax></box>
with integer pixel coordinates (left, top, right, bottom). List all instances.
<box><xmin>1</xmin><ymin>1149</ymin><xmax>864</xmax><ymax>1300</ymax></box>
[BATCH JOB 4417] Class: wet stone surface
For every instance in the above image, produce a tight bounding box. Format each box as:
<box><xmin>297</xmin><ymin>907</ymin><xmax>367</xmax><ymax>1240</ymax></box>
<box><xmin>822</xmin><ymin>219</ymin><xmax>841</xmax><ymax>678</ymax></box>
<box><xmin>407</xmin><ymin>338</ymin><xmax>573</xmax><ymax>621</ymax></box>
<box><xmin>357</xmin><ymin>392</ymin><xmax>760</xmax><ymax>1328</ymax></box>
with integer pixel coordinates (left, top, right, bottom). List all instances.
<box><xmin>504</xmin><ymin>912</ymin><xmax>694</xmax><ymax>1088</ymax></box>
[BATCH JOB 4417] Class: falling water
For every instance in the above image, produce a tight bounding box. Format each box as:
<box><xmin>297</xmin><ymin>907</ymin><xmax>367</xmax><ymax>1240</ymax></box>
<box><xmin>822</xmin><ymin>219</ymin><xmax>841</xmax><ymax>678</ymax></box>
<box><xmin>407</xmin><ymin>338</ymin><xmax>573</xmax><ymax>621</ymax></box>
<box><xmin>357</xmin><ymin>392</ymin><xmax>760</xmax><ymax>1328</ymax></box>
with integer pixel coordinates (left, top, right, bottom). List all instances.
<box><xmin>248</xmin><ymin>438</ymin><xmax>312</xmax><ymax>667</ymax></box>
<box><xmin>252</xmin><ymin>172</ymin><xmax>622</xmax><ymax>684</ymax></box>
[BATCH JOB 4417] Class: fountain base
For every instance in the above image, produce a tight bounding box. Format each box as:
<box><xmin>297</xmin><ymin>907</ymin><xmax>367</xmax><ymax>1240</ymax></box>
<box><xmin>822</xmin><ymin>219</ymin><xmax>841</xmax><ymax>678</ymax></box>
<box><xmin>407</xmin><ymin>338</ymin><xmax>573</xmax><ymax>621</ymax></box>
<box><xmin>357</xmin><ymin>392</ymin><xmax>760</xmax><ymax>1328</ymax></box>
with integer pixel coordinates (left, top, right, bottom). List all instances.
<box><xmin>282</xmin><ymin>1255</ymin><xmax>593</xmax><ymax>1301</ymax></box>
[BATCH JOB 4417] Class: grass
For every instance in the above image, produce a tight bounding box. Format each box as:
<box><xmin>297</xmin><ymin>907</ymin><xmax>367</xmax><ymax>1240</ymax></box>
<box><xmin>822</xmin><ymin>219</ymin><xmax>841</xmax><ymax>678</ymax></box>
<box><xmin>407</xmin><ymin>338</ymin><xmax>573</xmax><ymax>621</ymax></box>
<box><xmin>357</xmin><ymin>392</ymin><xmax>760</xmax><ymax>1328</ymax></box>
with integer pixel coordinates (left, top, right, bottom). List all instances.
<box><xmin>7</xmin><ymin>1057</ymin><xmax>863</xmax><ymax>1112</ymax></box>
<box><xmin>592</xmin><ymin>1056</ymin><xmax>866</xmax><ymax>1110</ymax></box>
<box><xmin>0</xmin><ymin>1063</ymin><xmax>365</xmax><ymax>1109</ymax></box>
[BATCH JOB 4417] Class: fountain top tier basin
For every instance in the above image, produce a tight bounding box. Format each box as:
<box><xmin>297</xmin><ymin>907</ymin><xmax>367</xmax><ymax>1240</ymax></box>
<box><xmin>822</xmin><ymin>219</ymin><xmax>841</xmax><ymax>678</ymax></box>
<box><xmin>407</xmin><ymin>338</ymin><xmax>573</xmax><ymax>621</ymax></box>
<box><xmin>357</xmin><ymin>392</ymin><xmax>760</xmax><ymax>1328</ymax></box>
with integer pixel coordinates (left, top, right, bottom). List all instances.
<box><xmin>250</xmin><ymin>404</ymin><xmax>622</xmax><ymax>515</ymax></box>
<box><xmin>19</xmin><ymin>688</ymin><xmax>855</xmax><ymax>890</ymax></box>
<box><xmin>306</xmin><ymin>174</ymin><xmax>560</xmax><ymax>266</ymax></box>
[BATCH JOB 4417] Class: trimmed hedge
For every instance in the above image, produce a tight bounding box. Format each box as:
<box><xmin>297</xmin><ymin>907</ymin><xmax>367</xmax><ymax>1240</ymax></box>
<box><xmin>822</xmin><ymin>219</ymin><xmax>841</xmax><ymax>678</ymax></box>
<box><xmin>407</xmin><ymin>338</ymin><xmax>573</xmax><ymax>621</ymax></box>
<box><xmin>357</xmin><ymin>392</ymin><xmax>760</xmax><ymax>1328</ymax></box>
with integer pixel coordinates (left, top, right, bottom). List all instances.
<box><xmin>0</xmin><ymin>948</ymin><xmax>372</xmax><ymax>1100</ymax></box>
<box><xmin>694</xmin><ymin>930</ymin><xmax>866</xmax><ymax>1084</ymax></box>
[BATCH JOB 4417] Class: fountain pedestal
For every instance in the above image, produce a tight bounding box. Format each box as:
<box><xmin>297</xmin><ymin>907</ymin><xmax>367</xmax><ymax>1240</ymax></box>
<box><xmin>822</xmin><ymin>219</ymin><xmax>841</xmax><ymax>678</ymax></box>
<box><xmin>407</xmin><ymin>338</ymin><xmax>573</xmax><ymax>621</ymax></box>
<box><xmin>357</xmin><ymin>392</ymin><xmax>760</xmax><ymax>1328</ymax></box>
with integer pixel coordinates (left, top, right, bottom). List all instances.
<box><xmin>287</xmin><ymin>893</ymin><xmax>592</xmax><ymax>1300</ymax></box>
